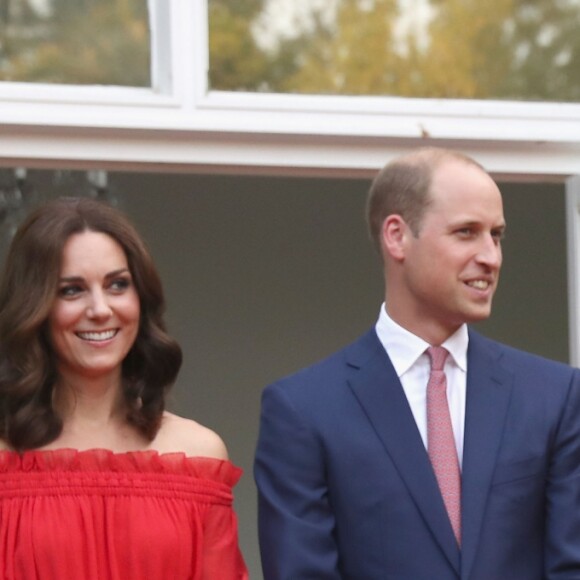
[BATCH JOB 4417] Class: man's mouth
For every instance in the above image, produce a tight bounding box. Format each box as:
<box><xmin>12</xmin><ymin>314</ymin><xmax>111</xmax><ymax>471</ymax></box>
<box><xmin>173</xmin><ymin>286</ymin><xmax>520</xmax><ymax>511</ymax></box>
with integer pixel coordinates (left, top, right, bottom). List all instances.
<box><xmin>466</xmin><ymin>280</ymin><xmax>491</xmax><ymax>290</ymax></box>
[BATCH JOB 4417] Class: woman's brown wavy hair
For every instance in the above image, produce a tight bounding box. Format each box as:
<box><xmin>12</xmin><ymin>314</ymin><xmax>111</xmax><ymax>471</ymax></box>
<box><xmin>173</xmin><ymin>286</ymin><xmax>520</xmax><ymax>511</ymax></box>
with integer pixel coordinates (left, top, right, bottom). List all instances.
<box><xmin>0</xmin><ymin>197</ymin><xmax>182</xmax><ymax>451</ymax></box>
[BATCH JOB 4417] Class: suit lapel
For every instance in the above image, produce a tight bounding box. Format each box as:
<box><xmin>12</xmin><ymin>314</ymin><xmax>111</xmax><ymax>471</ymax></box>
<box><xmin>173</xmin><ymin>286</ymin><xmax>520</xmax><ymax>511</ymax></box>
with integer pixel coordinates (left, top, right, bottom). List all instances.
<box><xmin>460</xmin><ymin>331</ymin><xmax>513</xmax><ymax>580</ymax></box>
<box><xmin>347</xmin><ymin>331</ymin><xmax>461</xmax><ymax>574</ymax></box>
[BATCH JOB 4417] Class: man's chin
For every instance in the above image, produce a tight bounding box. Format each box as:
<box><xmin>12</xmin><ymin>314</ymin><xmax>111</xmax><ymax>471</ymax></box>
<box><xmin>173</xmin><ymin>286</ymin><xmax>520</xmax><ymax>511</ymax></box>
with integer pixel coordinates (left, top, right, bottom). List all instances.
<box><xmin>464</xmin><ymin>307</ymin><xmax>493</xmax><ymax>323</ymax></box>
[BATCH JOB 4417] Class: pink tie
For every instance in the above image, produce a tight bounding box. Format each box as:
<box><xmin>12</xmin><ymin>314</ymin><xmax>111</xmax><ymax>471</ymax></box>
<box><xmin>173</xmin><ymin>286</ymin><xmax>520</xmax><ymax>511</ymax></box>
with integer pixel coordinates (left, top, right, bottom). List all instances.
<box><xmin>426</xmin><ymin>346</ymin><xmax>461</xmax><ymax>545</ymax></box>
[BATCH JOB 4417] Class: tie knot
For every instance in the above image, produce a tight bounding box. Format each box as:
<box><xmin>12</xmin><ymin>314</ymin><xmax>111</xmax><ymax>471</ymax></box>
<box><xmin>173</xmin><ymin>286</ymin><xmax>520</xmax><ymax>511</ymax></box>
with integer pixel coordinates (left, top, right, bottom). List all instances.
<box><xmin>427</xmin><ymin>346</ymin><xmax>449</xmax><ymax>371</ymax></box>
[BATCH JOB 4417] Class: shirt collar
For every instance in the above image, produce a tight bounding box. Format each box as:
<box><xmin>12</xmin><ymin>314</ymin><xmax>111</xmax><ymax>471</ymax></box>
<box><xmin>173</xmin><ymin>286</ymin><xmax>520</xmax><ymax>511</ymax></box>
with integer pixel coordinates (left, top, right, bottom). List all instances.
<box><xmin>375</xmin><ymin>303</ymin><xmax>469</xmax><ymax>377</ymax></box>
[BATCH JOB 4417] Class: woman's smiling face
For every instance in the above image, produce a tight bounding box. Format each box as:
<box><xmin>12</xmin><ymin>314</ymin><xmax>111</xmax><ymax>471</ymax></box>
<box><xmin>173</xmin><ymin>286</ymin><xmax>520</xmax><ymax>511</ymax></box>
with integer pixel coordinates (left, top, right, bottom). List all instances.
<box><xmin>48</xmin><ymin>230</ymin><xmax>140</xmax><ymax>383</ymax></box>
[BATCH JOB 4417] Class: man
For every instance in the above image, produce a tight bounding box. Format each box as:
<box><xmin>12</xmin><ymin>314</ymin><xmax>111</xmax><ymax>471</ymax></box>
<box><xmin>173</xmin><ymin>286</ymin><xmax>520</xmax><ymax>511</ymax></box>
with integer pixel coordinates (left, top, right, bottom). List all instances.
<box><xmin>254</xmin><ymin>147</ymin><xmax>580</xmax><ymax>579</ymax></box>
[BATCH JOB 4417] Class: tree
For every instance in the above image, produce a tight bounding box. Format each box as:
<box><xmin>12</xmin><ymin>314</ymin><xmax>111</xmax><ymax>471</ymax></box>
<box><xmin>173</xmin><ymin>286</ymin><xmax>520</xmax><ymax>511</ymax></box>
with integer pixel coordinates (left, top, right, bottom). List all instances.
<box><xmin>208</xmin><ymin>0</ymin><xmax>580</xmax><ymax>103</ymax></box>
<box><xmin>0</xmin><ymin>0</ymin><xmax>150</xmax><ymax>87</ymax></box>
<box><xmin>502</xmin><ymin>0</ymin><xmax>580</xmax><ymax>101</ymax></box>
<box><xmin>411</xmin><ymin>0</ymin><xmax>514</xmax><ymax>98</ymax></box>
<box><xmin>279</xmin><ymin>0</ymin><xmax>402</xmax><ymax>95</ymax></box>
<box><xmin>207</xmin><ymin>0</ymin><xmax>270</xmax><ymax>91</ymax></box>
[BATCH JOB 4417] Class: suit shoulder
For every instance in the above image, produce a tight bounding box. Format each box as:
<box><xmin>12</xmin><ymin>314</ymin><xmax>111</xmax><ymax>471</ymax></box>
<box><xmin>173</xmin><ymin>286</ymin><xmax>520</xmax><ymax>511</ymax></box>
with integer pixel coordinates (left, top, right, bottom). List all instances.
<box><xmin>264</xmin><ymin>328</ymin><xmax>381</xmax><ymax>396</ymax></box>
<box><xmin>471</xmin><ymin>329</ymin><xmax>576</xmax><ymax>377</ymax></box>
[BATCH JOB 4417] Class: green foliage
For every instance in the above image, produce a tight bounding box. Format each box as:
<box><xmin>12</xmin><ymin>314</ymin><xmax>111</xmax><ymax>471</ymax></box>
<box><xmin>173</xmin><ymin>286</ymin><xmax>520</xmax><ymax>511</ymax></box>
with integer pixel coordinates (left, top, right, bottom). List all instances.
<box><xmin>0</xmin><ymin>0</ymin><xmax>150</xmax><ymax>86</ymax></box>
<box><xmin>3</xmin><ymin>0</ymin><xmax>580</xmax><ymax>101</ymax></box>
<box><xmin>412</xmin><ymin>0</ymin><xmax>514</xmax><ymax>98</ymax></box>
<box><xmin>208</xmin><ymin>0</ymin><xmax>580</xmax><ymax>102</ymax></box>
<box><xmin>502</xmin><ymin>0</ymin><xmax>580</xmax><ymax>101</ymax></box>
<box><xmin>207</xmin><ymin>0</ymin><xmax>270</xmax><ymax>91</ymax></box>
<box><xmin>279</xmin><ymin>0</ymin><xmax>402</xmax><ymax>95</ymax></box>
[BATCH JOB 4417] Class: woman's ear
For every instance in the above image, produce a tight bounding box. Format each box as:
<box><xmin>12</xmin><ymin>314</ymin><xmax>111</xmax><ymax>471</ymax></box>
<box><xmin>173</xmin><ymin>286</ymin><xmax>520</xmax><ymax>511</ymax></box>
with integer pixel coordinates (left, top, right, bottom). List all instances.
<box><xmin>381</xmin><ymin>215</ymin><xmax>408</xmax><ymax>262</ymax></box>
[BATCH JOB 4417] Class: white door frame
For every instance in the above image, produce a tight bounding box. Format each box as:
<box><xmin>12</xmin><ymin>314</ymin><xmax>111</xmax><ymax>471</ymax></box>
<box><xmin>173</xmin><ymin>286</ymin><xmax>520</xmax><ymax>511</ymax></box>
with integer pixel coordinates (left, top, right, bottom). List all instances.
<box><xmin>567</xmin><ymin>176</ymin><xmax>580</xmax><ymax>366</ymax></box>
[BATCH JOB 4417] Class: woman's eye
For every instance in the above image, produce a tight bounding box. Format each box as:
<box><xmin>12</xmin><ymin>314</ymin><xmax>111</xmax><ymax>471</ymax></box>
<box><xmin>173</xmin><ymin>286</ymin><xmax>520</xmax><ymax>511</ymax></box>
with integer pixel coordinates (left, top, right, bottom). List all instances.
<box><xmin>110</xmin><ymin>278</ymin><xmax>131</xmax><ymax>292</ymax></box>
<box><xmin>58</xmin><ymin>285</ymin><xmax>83</xmax><ymax>298</ymax></box>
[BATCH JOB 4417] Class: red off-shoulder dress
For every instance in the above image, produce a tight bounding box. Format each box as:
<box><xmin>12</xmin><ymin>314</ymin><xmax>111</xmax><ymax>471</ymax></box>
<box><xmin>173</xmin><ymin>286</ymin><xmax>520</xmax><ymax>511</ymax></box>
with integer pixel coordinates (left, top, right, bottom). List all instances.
<box><xmin>0</xmin><ymin>449</ymin><xmax>248</xmax><ymax>579</ymax></box>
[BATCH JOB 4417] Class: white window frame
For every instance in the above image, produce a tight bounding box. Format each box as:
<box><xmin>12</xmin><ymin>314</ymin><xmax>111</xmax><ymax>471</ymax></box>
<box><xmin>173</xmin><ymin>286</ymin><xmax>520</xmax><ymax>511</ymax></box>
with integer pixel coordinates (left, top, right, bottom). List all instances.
<box><xmin>567</xmin><ymin>176</ymin><xmax>580</xmax><ymax>366</ymax></box>
<box><xmin>0</xmin><ymin>1</ymin><xmax>578</xmax><ymax>362</ymax></box>
<box><xmin>0</xmin><ymin>0</ymin><xmax>579</xmax><ymax>178</ymax></box>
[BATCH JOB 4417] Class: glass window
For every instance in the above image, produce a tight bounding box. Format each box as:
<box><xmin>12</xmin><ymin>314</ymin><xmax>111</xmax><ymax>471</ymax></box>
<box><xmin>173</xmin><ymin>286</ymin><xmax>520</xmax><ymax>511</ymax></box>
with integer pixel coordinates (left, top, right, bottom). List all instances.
<box><xmin>208</xmin><ymin>0</ymin><xmax>580</xmax><ymax>103</ymax></box>
<box><xmin>0</xmin><ymin>0</ymin><xmax>151</xmax><ymax>87</ymax></box>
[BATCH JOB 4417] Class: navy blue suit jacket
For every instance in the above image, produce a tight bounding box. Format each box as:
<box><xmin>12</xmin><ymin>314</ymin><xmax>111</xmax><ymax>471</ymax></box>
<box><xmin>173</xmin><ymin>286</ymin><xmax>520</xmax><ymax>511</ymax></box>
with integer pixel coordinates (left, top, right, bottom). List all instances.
<box><xmin>254</xmin><ymin>328</ymin><xmax>580</xmax><ymax>579</ymax></box>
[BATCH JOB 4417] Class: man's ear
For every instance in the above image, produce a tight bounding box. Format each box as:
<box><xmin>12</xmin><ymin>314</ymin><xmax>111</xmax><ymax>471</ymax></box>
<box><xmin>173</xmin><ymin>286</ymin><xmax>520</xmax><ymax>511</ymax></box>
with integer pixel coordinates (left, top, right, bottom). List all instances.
<box><xmin>381</xmin><ymin>215</ymin><xmax>408</xmax><ymax>261</ymax></box>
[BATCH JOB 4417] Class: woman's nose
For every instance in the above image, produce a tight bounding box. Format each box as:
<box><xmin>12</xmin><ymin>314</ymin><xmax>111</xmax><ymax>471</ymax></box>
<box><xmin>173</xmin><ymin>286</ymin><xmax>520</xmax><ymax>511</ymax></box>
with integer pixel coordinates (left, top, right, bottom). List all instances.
<box><xmin>86</xmin><ymin>291</ymin><xmax>112</xmax><ymax>319</ymax></box>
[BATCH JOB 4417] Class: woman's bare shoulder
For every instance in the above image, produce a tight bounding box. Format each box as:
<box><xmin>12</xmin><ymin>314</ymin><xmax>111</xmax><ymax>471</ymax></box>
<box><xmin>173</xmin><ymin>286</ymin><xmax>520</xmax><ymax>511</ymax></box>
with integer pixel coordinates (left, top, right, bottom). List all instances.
<box><xmin>152</xmin><ymin>412</ymin><xmax>229</xmax><ymax>460</ymax></box>
<box><xmin>0</xmin><ymin>439</ymin><xmax>10</xmax><ymax>451</ymax></box>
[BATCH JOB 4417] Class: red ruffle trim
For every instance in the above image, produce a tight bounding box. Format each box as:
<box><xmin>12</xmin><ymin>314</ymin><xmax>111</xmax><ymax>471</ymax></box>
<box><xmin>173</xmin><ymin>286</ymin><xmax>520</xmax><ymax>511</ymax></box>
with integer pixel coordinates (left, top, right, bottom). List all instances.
<box><xmin>0</xmin><ymin>448</ymin><xmax>241</xmax><ymax>485</ymax></box>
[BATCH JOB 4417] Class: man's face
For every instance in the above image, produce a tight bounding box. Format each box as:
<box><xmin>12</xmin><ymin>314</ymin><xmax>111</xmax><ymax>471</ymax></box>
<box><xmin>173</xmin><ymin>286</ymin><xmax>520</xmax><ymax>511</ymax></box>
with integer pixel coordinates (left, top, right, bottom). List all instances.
<box><xmin>395</xmin><ymin>159</ymin><xmax>505</xmax><ymax>340</ymax></box>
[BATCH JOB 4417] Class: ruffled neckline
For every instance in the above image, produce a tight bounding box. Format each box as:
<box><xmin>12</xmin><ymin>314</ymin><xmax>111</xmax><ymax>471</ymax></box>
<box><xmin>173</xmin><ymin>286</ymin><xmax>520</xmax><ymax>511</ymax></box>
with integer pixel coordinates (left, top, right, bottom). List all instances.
<box><xmin>0</xmin><ymin>448</ymin><xmax>242</xmax><ymax>486</ymax></box>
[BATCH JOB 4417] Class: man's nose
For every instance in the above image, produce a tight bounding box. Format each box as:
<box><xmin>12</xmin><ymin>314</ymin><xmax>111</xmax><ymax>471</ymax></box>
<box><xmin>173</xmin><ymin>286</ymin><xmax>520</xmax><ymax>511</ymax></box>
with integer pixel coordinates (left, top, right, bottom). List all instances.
<box><xmin>476</xmin><ymin>234</ymin><xmax>502</xmax><ymax>268</ymax></box>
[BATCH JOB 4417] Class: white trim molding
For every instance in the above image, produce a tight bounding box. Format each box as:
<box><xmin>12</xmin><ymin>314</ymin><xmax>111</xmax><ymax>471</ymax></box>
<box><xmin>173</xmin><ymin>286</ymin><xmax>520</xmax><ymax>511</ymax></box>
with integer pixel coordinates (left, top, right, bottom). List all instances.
<box><xmin>1</xmin><ymin>0</ymin><xmax>580</xmax><ymax>179</ymax></box>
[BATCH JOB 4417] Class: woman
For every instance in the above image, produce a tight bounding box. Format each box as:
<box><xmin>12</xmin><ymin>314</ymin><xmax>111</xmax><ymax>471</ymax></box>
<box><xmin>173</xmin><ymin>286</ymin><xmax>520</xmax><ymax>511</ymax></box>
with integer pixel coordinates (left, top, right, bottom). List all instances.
<box><xmin>0</xmin><ymin>197</ymin><xmax>248</xmax><ymax>579</ymax></box>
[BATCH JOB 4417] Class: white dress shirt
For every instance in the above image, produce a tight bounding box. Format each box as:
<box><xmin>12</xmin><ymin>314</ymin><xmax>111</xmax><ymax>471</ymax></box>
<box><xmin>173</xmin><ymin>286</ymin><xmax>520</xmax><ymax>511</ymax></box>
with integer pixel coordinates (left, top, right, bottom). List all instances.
<box><xmin>374</xmin><ymin>304</ymin><xmax>468</xmax><ymax>467</ymax></box>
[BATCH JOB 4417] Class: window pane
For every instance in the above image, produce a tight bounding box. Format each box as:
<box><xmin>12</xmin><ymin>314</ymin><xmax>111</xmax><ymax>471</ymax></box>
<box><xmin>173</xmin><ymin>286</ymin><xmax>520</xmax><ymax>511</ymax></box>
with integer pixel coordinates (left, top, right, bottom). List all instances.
<box><xmin>208</xmin><ymin>0</ymin><xmax>580</xmax><ymax>103</ymax></box>
<box><xmin>0</xmin><ymin>0</ymin><xmax>150</xmax><ymax>87</ymax></box>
